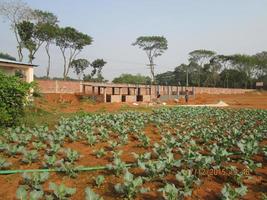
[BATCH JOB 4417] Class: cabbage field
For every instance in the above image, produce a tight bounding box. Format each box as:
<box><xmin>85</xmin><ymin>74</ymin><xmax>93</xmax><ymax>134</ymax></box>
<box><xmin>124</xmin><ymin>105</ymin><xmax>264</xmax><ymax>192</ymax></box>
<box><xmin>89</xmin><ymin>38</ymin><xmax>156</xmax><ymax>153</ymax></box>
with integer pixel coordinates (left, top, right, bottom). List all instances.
<box><xmin>0</xmin><ymin>107</ymin><xmax>267</xmax><ymax>200</ymax></box>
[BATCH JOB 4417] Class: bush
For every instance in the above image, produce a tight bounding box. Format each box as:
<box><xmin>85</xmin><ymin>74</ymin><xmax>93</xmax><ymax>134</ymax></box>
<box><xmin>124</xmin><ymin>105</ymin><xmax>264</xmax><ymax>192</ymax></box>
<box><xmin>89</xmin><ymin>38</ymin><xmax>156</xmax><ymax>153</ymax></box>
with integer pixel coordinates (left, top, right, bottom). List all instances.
<box><xmin>0</xmin><ymin>71</ymin><xmax>33</xmax><ymax>127</ymax></box>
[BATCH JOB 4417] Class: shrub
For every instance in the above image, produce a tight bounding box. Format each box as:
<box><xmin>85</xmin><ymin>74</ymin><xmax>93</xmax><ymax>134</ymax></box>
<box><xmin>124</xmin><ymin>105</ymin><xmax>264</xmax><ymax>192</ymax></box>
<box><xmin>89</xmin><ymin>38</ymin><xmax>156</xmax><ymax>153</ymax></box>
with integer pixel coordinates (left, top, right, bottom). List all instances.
<box><xmin>0</xmin><ymin>71</ymin><xmax>32</xmax><ymax>127</ymax></box>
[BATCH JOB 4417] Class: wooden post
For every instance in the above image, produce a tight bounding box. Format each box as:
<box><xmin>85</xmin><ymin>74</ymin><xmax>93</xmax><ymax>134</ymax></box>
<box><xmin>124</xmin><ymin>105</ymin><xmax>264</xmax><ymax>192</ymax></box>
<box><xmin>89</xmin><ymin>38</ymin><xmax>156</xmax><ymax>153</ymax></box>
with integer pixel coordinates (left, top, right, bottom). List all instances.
<box><xmin>98</xmin><ymin>86</ymin><xmax>101</xmax><ymax>95</ymax></box>
<box><xmin>112</xmin><ymin>87</ymin><xmax>115</xmax><ymax>95</ymax></box>
<box><xmin>92</xmin><ymin>86</ymin><xmax>95</xmax><ymax>94</ymax></box>
<box><xmin>128</xmin><ymin>87</ymin><xmax>130</xmax><ymax>95</ymax></box>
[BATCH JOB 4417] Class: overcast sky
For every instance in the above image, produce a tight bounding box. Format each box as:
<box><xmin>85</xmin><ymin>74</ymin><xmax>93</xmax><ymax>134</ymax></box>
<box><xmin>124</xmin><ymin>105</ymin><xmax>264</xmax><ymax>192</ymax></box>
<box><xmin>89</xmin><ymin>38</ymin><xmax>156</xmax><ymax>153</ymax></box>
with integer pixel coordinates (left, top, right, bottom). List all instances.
<box><xmin>1</xmin><ymin>0</ymin><xmax>267</xmax><ymax>81</ymax></box>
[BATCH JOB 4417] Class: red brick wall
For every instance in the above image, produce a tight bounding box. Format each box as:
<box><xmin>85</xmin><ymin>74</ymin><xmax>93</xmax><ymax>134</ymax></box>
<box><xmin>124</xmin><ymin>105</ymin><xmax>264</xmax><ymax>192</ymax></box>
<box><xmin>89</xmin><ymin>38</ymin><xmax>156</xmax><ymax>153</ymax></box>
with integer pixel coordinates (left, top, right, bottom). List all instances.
<box><xmin>36</xmin><ymin>80</ymin><xmax>254</xmax><ymax>95</ymax></box>
<box><xmin>37</xmin><ymin>80</ymin><xmax>81</xmax><ymax>93</ymax></box>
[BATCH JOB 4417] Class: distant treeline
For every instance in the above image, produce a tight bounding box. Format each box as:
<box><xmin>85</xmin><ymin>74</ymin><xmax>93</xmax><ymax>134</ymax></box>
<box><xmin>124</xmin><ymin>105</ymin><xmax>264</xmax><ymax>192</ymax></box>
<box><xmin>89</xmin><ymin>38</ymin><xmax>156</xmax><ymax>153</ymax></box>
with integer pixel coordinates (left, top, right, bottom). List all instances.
<box><xmin>156</xmin><ymin>50</ymin><xmax>267</xmax><ymax>89</ymax></box>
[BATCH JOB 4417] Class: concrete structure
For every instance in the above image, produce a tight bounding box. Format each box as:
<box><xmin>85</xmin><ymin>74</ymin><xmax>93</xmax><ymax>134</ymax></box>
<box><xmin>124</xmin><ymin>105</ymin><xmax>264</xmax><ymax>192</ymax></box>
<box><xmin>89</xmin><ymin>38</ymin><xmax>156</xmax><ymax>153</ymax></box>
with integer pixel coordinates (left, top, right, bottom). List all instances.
<box><xmin>0</xmin><ymin>58</ymin><xmax>36</xmax><ymax>83</ymax></box>
<box><xmin>36</xmin><ymin>80</ymin><xmax>255</xmax><ymax>102</ymax></box>
<box><xmin>80</xmin><ymin>82</ymin><xmax>152</xmax><ymax>103</ymax></box>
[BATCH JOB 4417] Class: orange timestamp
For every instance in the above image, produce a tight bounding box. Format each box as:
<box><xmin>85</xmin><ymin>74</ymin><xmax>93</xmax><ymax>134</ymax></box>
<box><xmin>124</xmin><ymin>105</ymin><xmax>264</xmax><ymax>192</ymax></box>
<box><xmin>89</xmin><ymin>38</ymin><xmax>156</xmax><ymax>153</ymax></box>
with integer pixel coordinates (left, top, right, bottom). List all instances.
<box><xmin>191</xmin><ymin>168</ymin><xmax>250</xmax><ymax>176</ymax></box>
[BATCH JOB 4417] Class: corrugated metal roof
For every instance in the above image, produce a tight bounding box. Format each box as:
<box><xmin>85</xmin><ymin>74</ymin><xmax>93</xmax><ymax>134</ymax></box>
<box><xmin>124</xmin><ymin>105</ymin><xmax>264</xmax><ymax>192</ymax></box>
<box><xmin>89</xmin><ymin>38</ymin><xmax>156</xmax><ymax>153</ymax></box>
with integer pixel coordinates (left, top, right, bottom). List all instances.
<box><xmin>0</xmin><ymin>58</ymin><xmax>38</xmax><ymax>67</ymax></box>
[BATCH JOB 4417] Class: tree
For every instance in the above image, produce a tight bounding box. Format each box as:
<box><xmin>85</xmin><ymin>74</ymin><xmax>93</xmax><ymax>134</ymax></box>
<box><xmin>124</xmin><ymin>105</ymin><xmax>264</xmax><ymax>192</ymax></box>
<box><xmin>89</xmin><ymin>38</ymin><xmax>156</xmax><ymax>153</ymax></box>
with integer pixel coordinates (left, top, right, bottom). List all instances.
<box><xmin>0</xmin><ymin>71</ymin><xmax>33</xmax><ymax>127</ymax></box>
<box><xmin>17</xmin><ymin>21</ymin><xmax>47</xmax><ymax>63</ymax></box>
<box><xmin>228</xmin><ymin>54</ymin><xmax>258</xmax><ymax>88</ymax></box>
<box><xmin>0</xmin><ymin>52</ymin><xmax>16</xmax><ymax>61</ymax></box>
<box><xmin>189</xmin><ymin>50</ymin><xmax>216</xmax><ymax>86</ymax></box>
<box><xmin>132</xmin><ymin>36</ymin><xmax>168</xmax><ymax>83</ymax></box>
<box><xmin>83</xmin><ymin>74</ymin><xmax>107</xmax><ymax>83</ymax></box>
<box><xmin>32</xmin><ymin>9</ymin><xmax>58</xmax><ymax>25</ymax></box>
<box><xmin>32</xmin><ymin>9</ymin><xmax>58</xmax><ymax>77</ymax></box>
<box><xmin>38</xmin><ymin>23</ymin><xmax>58</xmax><ymax>77</ymax></box>
<box><xmin>113</xmin><ymin>74</ymin><xmax>151</xmax><ymax>84</ymax></box>
<box><xmin>155</xmin><ymin>71</ymin><xmax>176</xmax><ymax>85</ymax></box>
<box><xmin>219</xmin><ymin>69</ymin><xmax>247</xmax><ymax>88</ymax></box>
<box><xmin>0</xmin><ymin>0</ymin><xmax>33</xmax><ymax>61</ymax></box>
<box><xmin>254</xmin><ymin>51</ymin><xmax>267</xmax><ymax>78</ymax></box>
<box><xmin>55</xmin><ymin>27</ymin><xmax>93</xmax><ymax>80</ymax></box>
<box><xmin>174</xmin><ymin>63</ymin><xmax>192</xmax><ymax>86</ymax></box>
<box><xmin>211</xmin><ymin>55</ymin><xmax>232</xmax><ymax>88</ymax></box>
<box><xmin>90</xmin><ymin>59</ymin><xmax>107</xmax><ymax>77</ymax></box>
<box><xmin>71</xmin><ymin>58</ymin><xmax>90</xmax><ymax>80</ymax></box>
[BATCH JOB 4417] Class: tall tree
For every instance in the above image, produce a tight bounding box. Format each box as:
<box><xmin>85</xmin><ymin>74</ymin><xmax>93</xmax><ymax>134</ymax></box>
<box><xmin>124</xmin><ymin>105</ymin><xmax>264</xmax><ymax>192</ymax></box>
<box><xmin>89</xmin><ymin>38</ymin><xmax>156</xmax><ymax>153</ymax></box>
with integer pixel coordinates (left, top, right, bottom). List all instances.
<box><xmin>38</xmin><ymin>23</ymin><xmax>58</xmax><ymax>77</ymax></box>
<box><xmin>0</xmin><ymin>0</ymin><xmax>33</xmax><ymax>61</ymax></box>
<box><xmin>189</xmin><ymin>50</ymin><xmax>216</xmax><ymax>86</ymax></box>
<box><xmin>254</xmin><ymin>51</ymin><xmax>267</xmax><ymax>78</ymax></box>
<box><xmin>229</xmin><ymin>54</ymin><xmax>258</xmax><ymax>88</ymax></box>
<box><xmin>55</xmin><ymin>27</ymin><xmax>93</xmax><ymax>80</ymax></box>
<box><xmin>132</xmin><ymin>36</ymin><xmax>168</xmax><ymax>83</ymax></box>
<box><xmin>32</xmin><ymin>9</ymin><xmax>58</xmax><ymax>77</ymax></box>
<box><xmin>17</xmin><ymin>21</ymin><xmax>46</xmax><ymax>63</ymax></box>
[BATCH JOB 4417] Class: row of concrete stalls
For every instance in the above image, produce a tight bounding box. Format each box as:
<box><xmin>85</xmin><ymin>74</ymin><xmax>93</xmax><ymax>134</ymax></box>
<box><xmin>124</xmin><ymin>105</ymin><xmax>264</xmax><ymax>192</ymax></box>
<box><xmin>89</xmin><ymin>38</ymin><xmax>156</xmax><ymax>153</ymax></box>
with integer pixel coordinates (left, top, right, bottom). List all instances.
<box><xmin>156</xmin><ymin>85</ymin><xmax>195</xmax><ymax>101</ymax></box>
<box><xmin>80</xmin><ymin>83</ymin><xmax>152</xmax><ymax>103</ymax></box>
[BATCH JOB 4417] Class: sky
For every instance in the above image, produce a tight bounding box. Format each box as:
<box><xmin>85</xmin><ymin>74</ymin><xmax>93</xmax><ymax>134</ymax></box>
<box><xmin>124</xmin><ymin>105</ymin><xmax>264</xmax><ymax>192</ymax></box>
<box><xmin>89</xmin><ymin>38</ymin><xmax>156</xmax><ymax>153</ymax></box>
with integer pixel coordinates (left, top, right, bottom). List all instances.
<box><xmin>1</xmin><ymin>0</ymin><xmax>267</xmax><ymax>81</ymax></box>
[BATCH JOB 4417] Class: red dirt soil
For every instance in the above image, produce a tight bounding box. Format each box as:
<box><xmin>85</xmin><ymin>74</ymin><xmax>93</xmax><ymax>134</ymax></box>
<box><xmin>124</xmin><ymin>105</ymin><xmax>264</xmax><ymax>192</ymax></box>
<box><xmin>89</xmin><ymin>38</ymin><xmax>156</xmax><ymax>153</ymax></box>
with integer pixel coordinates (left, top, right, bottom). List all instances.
<box><xmin>35</xmin><ymin>92</ymin><xmax>267</xmax><ymax>113</ymax></box>
<box><xmin>0</xmin><ymin>92</ymin><xmax>266</xmax><ymax>200</ymax></box>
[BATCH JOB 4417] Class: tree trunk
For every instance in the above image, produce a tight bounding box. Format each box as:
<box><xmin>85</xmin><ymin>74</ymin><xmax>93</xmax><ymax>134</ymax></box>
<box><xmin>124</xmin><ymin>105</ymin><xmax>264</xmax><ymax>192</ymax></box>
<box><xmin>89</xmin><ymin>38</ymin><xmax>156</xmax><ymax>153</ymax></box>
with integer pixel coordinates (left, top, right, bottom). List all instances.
<box><xmin>28</xmin><ymin>49</ymin><xmax>33</xmax><ymax>64</ymax></box>
<box><xmin>45</xmin><ymin>43</ymin><xmax>51</xmax><ymax>78</ymax></box>
<box><xmin>14</xmin><ymin>27</ymin><xmax>23</xmax><ymax>62</ymax></box>
<box><xmin>61</xmin><ymin>51</ymin><xmax>67</xmax><ymax>80</ymax></box>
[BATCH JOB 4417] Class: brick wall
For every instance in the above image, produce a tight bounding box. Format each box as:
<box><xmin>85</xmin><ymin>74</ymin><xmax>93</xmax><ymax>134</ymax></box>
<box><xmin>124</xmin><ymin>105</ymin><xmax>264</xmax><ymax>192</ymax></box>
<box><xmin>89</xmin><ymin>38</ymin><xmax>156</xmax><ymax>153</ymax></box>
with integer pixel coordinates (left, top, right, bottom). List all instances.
<box><xmin>36</xmin><ymin>80</ymin><xmax>254</xmax><ymax>95</ymax></box>
<box><xmin>37</xmin><ymin>80</ymin><xmax>82</xmax><ymax>94</ymax></box>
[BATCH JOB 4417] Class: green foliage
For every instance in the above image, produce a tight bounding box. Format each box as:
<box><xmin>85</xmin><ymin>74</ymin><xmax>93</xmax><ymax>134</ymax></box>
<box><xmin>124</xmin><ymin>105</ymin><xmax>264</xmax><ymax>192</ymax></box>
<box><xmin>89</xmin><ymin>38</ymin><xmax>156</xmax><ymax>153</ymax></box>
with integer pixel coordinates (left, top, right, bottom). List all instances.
<box><xmin>113</xmin><ymin>73</ymin><xmax>151</xmax><ymax>84</ymax></box>
<box><xmin>22</xmin><ymin>172</ymin><xmax>49</xmax><ymax>190</ymax></box>
<box><xmin>0</xmin><ymin>52</ymin><xmax>16</xmax><ymax>60</ymax></box>
<box><xmin>48</xmin><ymin>182</ymin><xmax>76</xmax><ymax>200</ymax></box>
<box><xmin>0</xmin><ymin>156</ymin><xmax>12</xmax><ymax>169</ymax></box>
<box><xmin>55</xmin><ymin>26</ymin><xmax>93</xmax><ymax>79</ymax></box>
<box><xmin>64</xmin><ymin>148</ymin><xmax>79</xmax><ymax>163</ymax></box>
<box><xmin>158</xmin><ymin>183</ymin><xmax>180</xmax><ymax>200</ymax></box>
<box><xmin>71</xmin><ymin>58</ymin><xmax>90</xmax><ymax>78</ymax></box>
<box><xmin>156</xmin><ymin>50</ymin><xmax>267</xmax><ymax>89</ymax></box>
<box><xmin>107</xmin><ymin>150</ymin><xmax>127</xmax><ymax>176</ymax></box>
<box><xmin>0</xmin><ymin>71</ymin><xmax>32</xmax><ymax>127</ymax></box>
<box><xmin>132</xmin><ymin>35</ymin><xmax>168</xmax><ymax>82</ymax></box>
<box><xmin>221</xmin><ymin>183</ymin><xmax>247</xmax><ymax>200</ymax></box>
<box><xmin>85</xmin><ymin>187</ymin><xmax>103</xmax><ymax>200</ymax></box>
<box><xmin>175</xmin><ymin>169</ymin><xmax>201</xmax><ymax>196</ymax></box>
<box><xmin>114</xmin><ymin>170</ymin><xmax>146</xmax><ymax>199</ymax></box>
<box><xmin>94</xmin><ymin>175</ymin><xmax>105</xmax><ymax>187</ymax></box>
<box><xmin>21</xmin><ymin>150</ymin><xmax>39</xmax><ymax>164</ymax></box>
<box><xmin>16</xmin><ymin>186</ymin><xmax>43</xmax><ymax>200</ymax></box>
<box><xmin>94</xmin><ymin>148</ymin><xmax>106</xmax><ymax>158</ymax></box>
<box><xmin>90</xmin><ymin>59</ymin><xmax>106</xmax><ymax>77</ymax></box>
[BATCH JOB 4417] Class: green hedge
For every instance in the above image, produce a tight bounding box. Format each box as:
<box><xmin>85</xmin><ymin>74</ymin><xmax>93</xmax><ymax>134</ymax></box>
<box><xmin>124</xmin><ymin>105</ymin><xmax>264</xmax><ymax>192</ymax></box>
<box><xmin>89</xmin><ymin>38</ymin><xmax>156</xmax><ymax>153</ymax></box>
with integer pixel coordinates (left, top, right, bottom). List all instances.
<box><xmin>0</xmin><ymin>71</ymin><xmax>32</xmax><ymax>127</ymax></box>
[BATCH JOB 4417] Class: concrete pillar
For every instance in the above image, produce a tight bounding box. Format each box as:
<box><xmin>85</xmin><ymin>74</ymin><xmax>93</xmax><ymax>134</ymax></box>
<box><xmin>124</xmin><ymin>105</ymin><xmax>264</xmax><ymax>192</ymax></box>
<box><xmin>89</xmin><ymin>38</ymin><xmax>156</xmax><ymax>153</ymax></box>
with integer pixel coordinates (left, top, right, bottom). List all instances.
<box><xmin>25</xmin><ymin>67</ymin><xmax>34</xmax><ymax>83</ymax></box>
<box><xmin>55</xmin><ymin>80</ymin><xmax>58</xmax><ymax>93</ymax></box>
<box><xmin>79</xmin><ymin>81</ymin><xmax>83</xmax><ymax>93</ymax></box>
<box><xmin>83</xmin><ymin>85</ymin><xmax>86</xmax><ymax>94</ymax></box>
<box><xmin>103</xmin><ymin>87</ymin><xmax>106</xmax><ymax>103</ymax></box>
